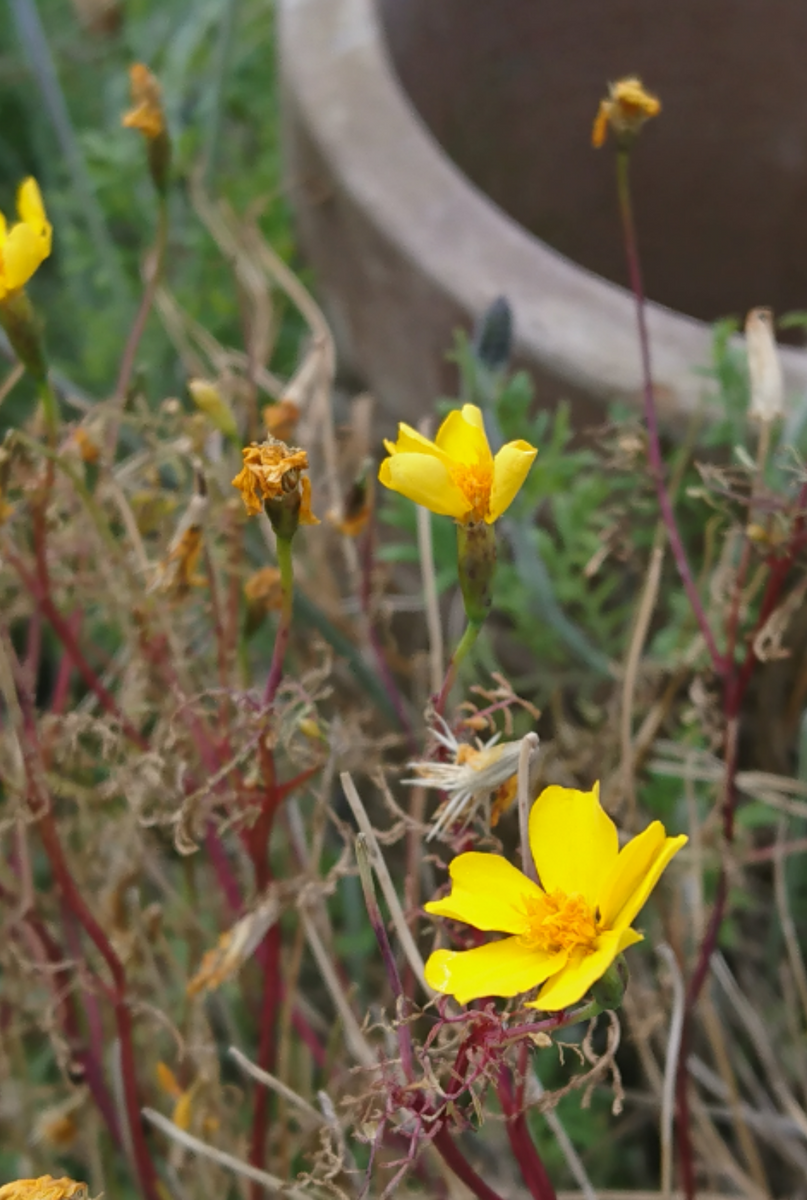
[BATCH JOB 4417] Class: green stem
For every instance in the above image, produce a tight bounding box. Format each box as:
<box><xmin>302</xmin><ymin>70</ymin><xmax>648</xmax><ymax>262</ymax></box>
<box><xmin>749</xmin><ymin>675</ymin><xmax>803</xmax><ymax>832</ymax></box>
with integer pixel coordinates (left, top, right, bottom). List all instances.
<box><xmin>435</xmin><ymin>617</ymin><xmax>483</xmax><ymax>716</ymax></box>
<box><xmin>263</xmin><ymin>535</ymin><xmax>294</xmax><ymax>705</ymax></box>
<box><xmin>37</xmin><ymin>375</ymin><xmax>59</xmax><ymax>443</ymax></box>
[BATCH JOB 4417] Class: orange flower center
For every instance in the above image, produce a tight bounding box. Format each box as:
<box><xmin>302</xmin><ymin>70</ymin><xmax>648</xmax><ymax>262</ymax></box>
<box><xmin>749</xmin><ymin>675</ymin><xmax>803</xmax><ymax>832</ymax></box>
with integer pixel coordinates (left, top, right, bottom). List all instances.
<box><xmin>520</xmin><ymin>889</ymin><xmax>599</xmax><ymax>954</ymax></box>
<box><xmin>449</xmin><ymin>461</ymin><xmax>492</xmax><ymax>521</ymax></box>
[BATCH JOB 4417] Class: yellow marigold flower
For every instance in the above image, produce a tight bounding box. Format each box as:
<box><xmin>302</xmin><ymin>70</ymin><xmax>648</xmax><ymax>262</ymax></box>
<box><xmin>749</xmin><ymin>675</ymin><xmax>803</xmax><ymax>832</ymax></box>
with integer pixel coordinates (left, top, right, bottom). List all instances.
<box><xmin>122</xmin><ymin>63</ymin><xmax>165</xmax><ymax>140</ymax></box>
<box><xmin>232</xmin><ymin>437</ymin><xmax>319</xmax><ymax>526</ymax></box>
<box><xmin>424</xmin><ymin>782</ymin><xmax>686</xmax><ymax>1011</ymax></box>
<box><xmin>0</xmin><ymin>178</ymin><xmax>52</xmax><ymax>302</ymax></box>
<box><xmin>592</xmin><ymin>77</ymin><xmax>660</xmax><ymax>148</ymax></box>
<box><xmin>0</xmin><ymin>1179</ymin><xmax>88</xmax><ymax>1200</ymax></box>
<box><xmin>378</xmin><ymin>403</ymin><xmax>536</xmax><ymax>524</ymax></box>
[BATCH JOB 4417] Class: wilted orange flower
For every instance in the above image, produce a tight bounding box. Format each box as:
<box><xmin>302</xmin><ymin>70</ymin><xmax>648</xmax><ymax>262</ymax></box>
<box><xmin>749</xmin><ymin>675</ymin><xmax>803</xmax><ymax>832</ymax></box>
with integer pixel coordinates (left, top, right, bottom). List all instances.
<box><xmin>592</xmin><ymin>77</ymin><xmax>660</xmax><ymax>148</ymax></box>
<box><xmin>244</xmin><ymin>565</ymin><xmax>284</xmax><ymax>611</ymax></box>
<box><xmin>122</xmin><ymin>63</ymin><xmax>165</xmax><ymax>139</ymax></box>
<box><xmin>232</xmin><ymin>438</ymin><xmax>318</xmax><ymax>525</ymax></box>
<box><xmin>263</xmin><ymin>399</ymin><xmax>300</xmax><ymax>443</ymax></box>
<box><xmin>71</xmin><ymin>427</ymin><xmax>100</xmax><ymax>464</ymax></box>
<box><xmin>188</xmin><ymin>895</ymin><xmax>279</xmax><ymax>996</ymax></box>
<box><xmin>0</xmin><ymin>1179</ymin><xmax>88</xmax><ymax>1200</ymax></box>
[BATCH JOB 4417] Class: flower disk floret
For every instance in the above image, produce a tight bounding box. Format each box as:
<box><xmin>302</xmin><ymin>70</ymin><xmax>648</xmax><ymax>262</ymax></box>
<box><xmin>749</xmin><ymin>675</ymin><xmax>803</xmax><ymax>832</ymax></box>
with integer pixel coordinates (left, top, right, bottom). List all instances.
<box><xmin>424</xmin><ymin>782</ymin><xmax>686</xmax><ymax>1011</ymax></box>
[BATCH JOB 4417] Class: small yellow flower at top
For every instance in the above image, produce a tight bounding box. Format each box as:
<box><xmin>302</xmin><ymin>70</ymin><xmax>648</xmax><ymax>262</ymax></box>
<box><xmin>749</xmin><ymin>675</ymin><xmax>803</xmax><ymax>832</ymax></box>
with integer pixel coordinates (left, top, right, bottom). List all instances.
<box><xmin>0</xmin><ymin>178</ymin><xmax>52</xmax><ymax>304</ymax></box>
<box><xmin>0</xmin><ymin>1179</ymin><xmax>88</xmax><ymax>1200</ymax></box>
<box><xmin>592</xmin><ymin>76</ymin><xmax>660</xmax><ymax>149</ymax></box>
<box><xmin>378</xmin><ymin>403</ymin><xmax>536</xmax><ymax>524</ymax></box>
<box><xmin>122</xmin><ymin>63</ymin><xmax>165</xmax><ymax>140</ymax></box>
<box><xmin>424</xmin><ymin>781</ymin><xmax>686</xmax><ymax>1010</ymax></box>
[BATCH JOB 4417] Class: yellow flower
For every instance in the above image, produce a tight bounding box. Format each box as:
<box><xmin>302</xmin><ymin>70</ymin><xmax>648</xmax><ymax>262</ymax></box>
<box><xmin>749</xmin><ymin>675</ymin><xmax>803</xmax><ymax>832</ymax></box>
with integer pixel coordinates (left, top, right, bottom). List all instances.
<box><xmin>378</xmin><ymin>404</ymin><xmax>536</xmax><ymax>524</ymax></box>
<box><xmin>0</xmin><ymin>178</ymin><xmax>52</xmax><ymax>302</ymax></box>
<box><xmin>122</xmin><ymin>63</ymin><xmax>165</xmax><ymax>140</ymax></box>
<box><xmin>424</xmin><ymin>782</ymin><xmax>686</xmax><ymax>1011</ymax></box>
<box><xmin>592</xmin><ymin>77</ymin><xmax>660</xmax><ymax>148</ymax></box>
<box><xmin>0</xmin><ymin>1179</ymin><xmax>88</xmax><ymax>1200</ymax></box>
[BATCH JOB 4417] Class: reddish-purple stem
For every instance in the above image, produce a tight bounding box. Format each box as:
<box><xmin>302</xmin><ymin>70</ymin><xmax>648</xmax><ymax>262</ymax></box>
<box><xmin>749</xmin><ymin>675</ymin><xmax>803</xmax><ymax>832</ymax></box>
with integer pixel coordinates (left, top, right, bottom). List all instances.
<box><xmin>615</xmin><ymin>150</ymin><xmax>723</xmax><ymax>675</ymax></box>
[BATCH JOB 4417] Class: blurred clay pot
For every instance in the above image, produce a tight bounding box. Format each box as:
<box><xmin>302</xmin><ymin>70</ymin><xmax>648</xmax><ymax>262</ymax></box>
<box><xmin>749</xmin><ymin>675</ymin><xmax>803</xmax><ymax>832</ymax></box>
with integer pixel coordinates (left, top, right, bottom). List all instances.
<box><xmin>279</xmin><ymin>0</ymin><xmax>807</xmax><ymax>426</ymax></box>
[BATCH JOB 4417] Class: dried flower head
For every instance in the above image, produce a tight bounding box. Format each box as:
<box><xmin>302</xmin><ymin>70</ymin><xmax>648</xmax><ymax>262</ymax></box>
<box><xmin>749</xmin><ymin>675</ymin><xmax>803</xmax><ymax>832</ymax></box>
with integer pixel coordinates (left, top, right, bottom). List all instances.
<box><xmin>263</xmin><ymin>398</ymin><xmax>301</xmax><ymax>443</ymax></box>
<box><xmin>379</xmin><ymin>404</ymin><xmax>536</xmax><ymax>524</ymax></box>
<box><xmin>746</xmin><ymin>307</ymin><xmax>784</xmax><ymax>423</ymax></box>
<box><xmin>592</xmin><ymin>77</ymin><xmax>660</xmax><ymax>148</ymax></box>
<box><xmin>0</xmin><ymin>178</ymin><xmax>52</xmax><ymax>302</ymax></box>
<box><xmin>244</xmin><ymin>565</ymin><xmax>284</xmax><ymax>611</ymax></box>
<box><xmin>328</xmin><ymin>461</ymin><xmax>373</xmax><ymax>538</ymax></box>
<box><xmin>187</xmin><ymin>893</ymin><xmax>279</xmax><ymax>996</ymax></box>
<box><xmin>0</xmin><ymin>1179</ymin><xmax>88</xmax><ymax>1200</ymax></box>
<box><xmin>406</xmin><ymin>717</ymin><xmax>528</xmax><ymax>840</ymax></box>
<box><xmin>425</xmin><ymin>782</ymin><xmax>686</xmax><ymax>1010</ymax></box>
<box><xmin>232</xmin><ymin>437</ymin><xmax>319</xmax><ymax>535</ymax></box>
<box><xmin>122</xmin><ymin>63</ymin><xmax>165</xmax><ymax>140</ymax></box>
<box><xmin>149</xmin><ymin>490</ymin><xmax>207</xmax><ymax>598</ymax></box>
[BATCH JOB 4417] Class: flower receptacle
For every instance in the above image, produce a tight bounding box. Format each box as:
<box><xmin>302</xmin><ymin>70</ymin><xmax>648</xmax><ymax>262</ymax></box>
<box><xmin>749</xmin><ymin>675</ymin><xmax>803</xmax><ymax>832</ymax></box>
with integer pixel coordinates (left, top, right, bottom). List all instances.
<box><xmin>590</xmin><ymin>954</ymin><xmax>629</xmax><ymax>1011</ymax></box>
<box><xmin>457</xmin><ymin>519</ymin><xmax>497</xmax><ymax>625</ymax></box>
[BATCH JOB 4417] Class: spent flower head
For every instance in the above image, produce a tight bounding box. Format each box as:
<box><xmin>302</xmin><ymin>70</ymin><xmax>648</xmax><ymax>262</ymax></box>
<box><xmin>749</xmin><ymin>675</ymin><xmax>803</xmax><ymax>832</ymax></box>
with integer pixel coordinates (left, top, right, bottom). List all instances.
<box><xmin>122</xmin><ymin>63</ymin><xmax>165</xmax><ymax>140</ymax></box>
<box><xmin>406</xmin><ymin>716</ymin><xmax>527</xmax><ymax>840</ymax></box>
<box><xmin>232</xmin><ymin>436</ymin><xmax>319</xmax><ymax>537</ymax></box>
<box><xmin>424</xmin><ymin>782</ymin><xmax>686</xmax><ymax>1010</ymax></box>
<box><xmin>378</xmin><ymin>403</ymin><xmax>536</xmax><ymax>525</ymax></box>
<box><xmin>0</xmin><ymin>1180</ymin><xmax>88</xmax><ymax>1200</ymax></box>
<box><xmin>592</xmin><ymin>77</ymin><xmax>660</xmax><ymax>149</ymax></box>
<box><xmin>0</xmin><ymin>178</ymin><xmax>51</xmax><ymax>303</ymax></box>
<box><xmin>123</xmin><ymin>63</ymin><xmax>171</xmax><ymax>194</ymax></box>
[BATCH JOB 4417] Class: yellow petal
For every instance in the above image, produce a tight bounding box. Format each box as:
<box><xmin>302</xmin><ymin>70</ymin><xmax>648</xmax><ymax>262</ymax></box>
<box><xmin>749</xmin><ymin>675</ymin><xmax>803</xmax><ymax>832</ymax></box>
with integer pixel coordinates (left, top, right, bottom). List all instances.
<box><xmin>528</xmin><ymin>927</ymin><xmax>643</xmax><ymax>1011</ymax></box>
<box><xmin>385</xmin><ymin>422</ymin><xmax>450</xmax><ymax>461</ymax></box>
<box><xmin>378</xmin><ymin>451</ymin><xmax>471</xmax><ymax>519</ymax></box>
<box><xmin>599</xmin><ymin>824</ymin><xmax>688</xmax><ymax>931</ymax></box>
<box><xmin>17</xmin><ymin>178</ymin><xmax>51</xmax><ymax>254</ymax></box>
<box><xmin>528</xmin><ymin>783</ymin><xmax>618</xmax><ymax>907</ymax></box>
<box><xmin>2</xmin><ymin>222</ymin><xmax>47</xmax><ymax>290</ymax></box>
<box><xmin>425</xmin><ymin>938</ymin><xmax>568</xmax><ymax>1003</ymax></box>
<box><xmin>0</xmin><ymin>210</ymin><xmax>7</xmax><ymax>247</ymax></box>
<box><xmin>424</xmin><ymin>851</ymin><xmax>541</xmax><ymax>933</ymax></box>
<box><xmin>488</xmin><ymin>439</ymin><xmax>538</xmax><ymax>522</ymax></box>
<box><xmin>435</xmin><ymin>405</ymin><xmax>492</xmax><ymax>465</ymax></box>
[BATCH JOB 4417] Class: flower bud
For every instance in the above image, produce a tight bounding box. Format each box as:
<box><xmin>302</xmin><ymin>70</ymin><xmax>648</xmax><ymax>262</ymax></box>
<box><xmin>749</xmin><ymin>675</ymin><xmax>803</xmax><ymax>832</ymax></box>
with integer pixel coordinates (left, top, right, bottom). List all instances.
<box><xmin>0</xmin><ymin>289</ymin><xmax>47</xmax><ymax>382</ymax></box>
<box><xmin>188</xmin><ymin>378</ymin><xmax>238</xmax><ymax>440</ymax></box>
<box><xmin>746</xmin><ymin>307</ymin><xmax>784</xmax><ymax>423</ymax></box>
<box><xmin>590</xmin><ymin>954</ymin><xmax>629</xmax><ymax>1011</ymax></box>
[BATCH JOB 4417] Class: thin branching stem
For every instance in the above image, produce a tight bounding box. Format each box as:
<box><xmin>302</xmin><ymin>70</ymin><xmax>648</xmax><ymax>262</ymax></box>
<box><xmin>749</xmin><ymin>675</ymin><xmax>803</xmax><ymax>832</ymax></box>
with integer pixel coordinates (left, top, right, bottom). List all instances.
<box><xmin>615</xmin><ymin>149</ymin><xmax>723</xmax><ymax>674</ymax></box>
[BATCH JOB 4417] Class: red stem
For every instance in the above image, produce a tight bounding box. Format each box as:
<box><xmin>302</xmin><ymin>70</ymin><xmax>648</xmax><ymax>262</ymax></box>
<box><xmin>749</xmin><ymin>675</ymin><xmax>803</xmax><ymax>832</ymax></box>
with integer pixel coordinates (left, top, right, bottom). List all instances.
<box><xmin>615</xmin><ymin>150</ymin><xmax>723</xmax><ymax>675</ymax></box>
<box><xmin>431</xmin><ymin>1125</ymin><xmax>507</xmax><ymax>1200</ymax></box>
<box><xmin>497</xmin><ymin>1065</ymin><xmax>557</xmax><ymax>1200</ymax></box>
<box><xmin>8</xmin><ymin>547</ymin><xmax>147</xmax><ymax>749</ymax></box>
<box><xmin>37</xmin><ymin>810</ymin><xmax>160</xmax><ymax>1200</ymax></box>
